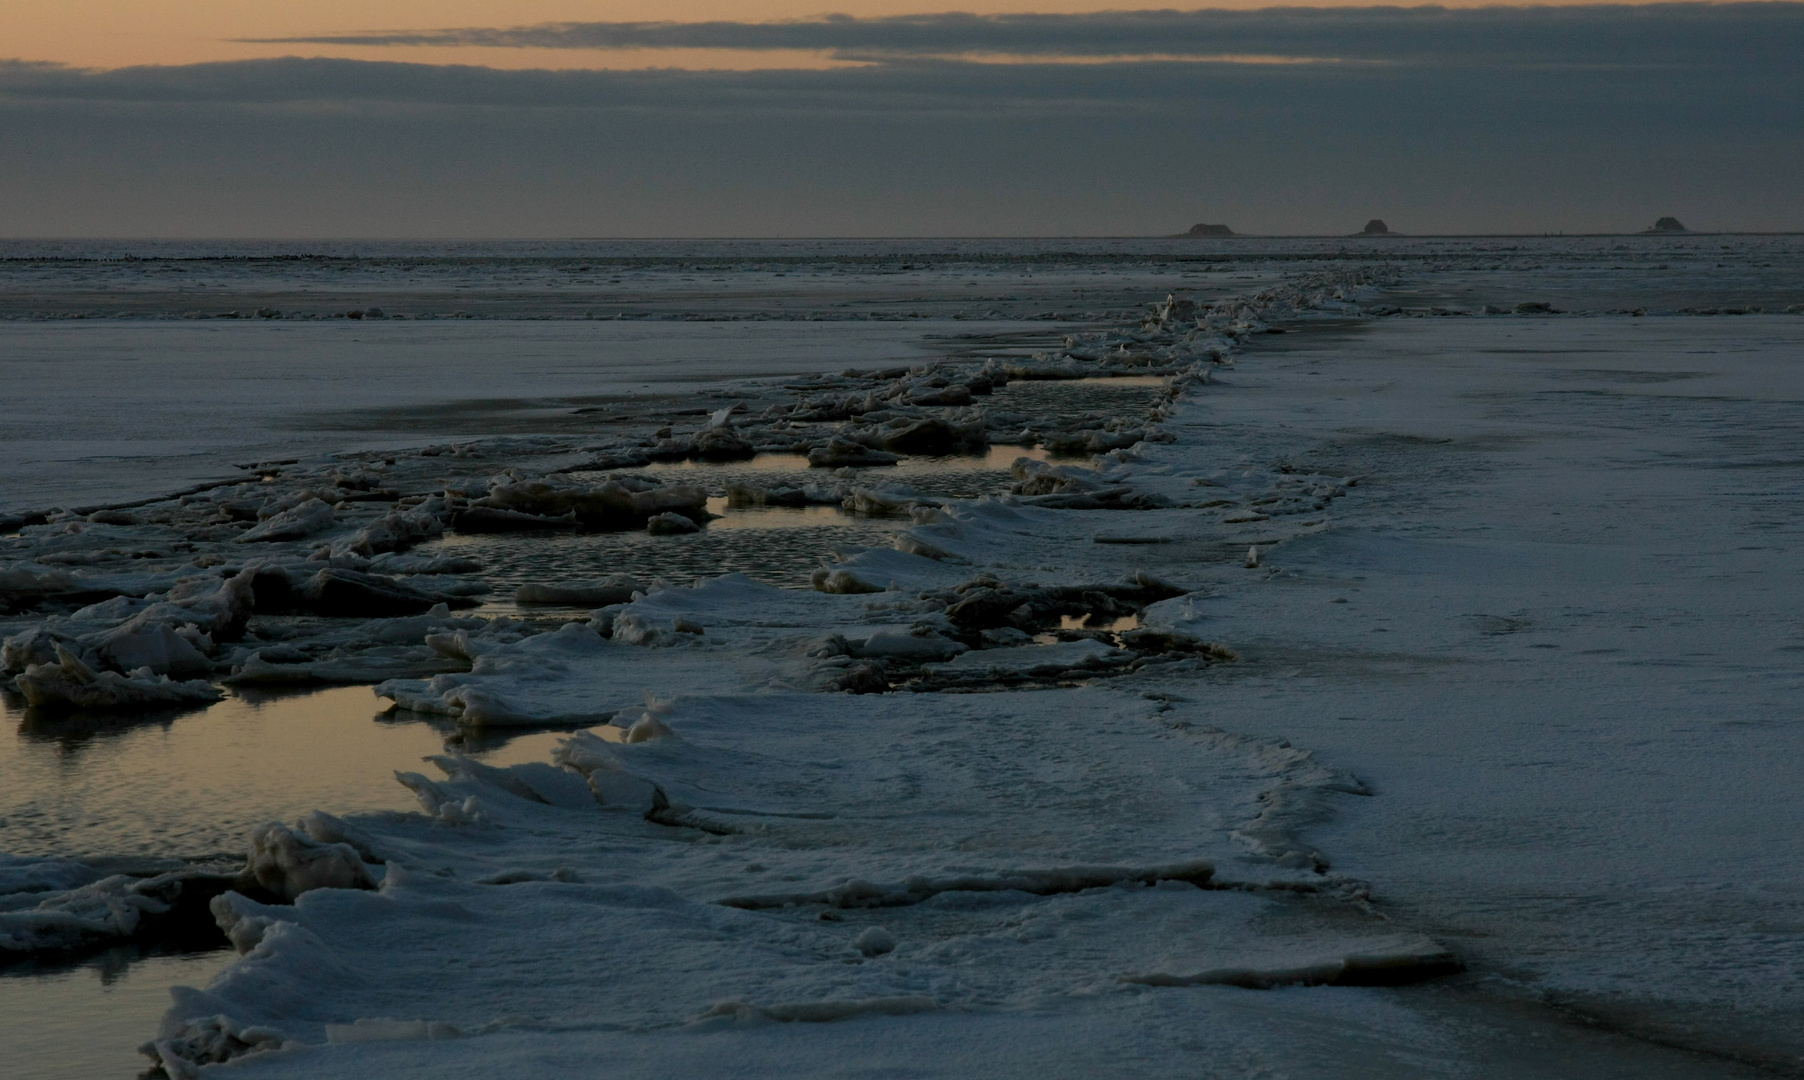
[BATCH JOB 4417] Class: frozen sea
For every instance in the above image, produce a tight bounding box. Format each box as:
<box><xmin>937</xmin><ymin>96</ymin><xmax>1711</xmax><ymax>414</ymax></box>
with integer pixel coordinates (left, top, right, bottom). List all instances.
<box><xmin>2</xmin><ymin>237</ymin><xmax>1802</xmax><ymax>1079</ymax></box>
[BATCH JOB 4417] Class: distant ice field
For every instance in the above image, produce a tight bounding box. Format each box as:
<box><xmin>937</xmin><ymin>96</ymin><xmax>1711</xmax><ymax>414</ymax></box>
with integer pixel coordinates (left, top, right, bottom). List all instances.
<box><xmin>0</xmin><ymin>317</ymin><xmax>1053</xmax><ymax>515</ymax></box>
<box><xmin>3</xmin><ymin>234</ymin><xmax>1797</xmax><ymax>517</ymax></box>
<box><xmin>0</xmin><ymin>238</ymin><xmax>1300</xmax><ymax>516</ymax></box>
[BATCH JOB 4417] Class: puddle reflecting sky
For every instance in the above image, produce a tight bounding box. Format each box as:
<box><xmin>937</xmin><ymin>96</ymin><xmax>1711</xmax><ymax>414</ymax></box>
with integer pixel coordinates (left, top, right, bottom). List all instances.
<box><xmin>1058</xmin><ymin>614</ymin><xmax>1141</xmax><ymax>632</ymax></box>
<box><xmin>702</xmin><ymin>500</ymin><xmax>849</xmax><ymax>528</ymax></box>
<box><xmin>0</xmin><ymin>686</ymin><xmax>576</xmax><ymax>860</ymax></box>
<box><xmin>0</xmin><ymin>947</ymin><xmax>231</xmax><ymax>1080</ymax></box>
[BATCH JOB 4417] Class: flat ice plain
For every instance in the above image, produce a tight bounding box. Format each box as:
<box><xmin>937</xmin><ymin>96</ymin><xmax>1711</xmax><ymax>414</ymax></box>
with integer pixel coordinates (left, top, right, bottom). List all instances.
<box><xmin>2</xmin><ymin>237</ymin><xmax>1802</xmax><ymax>1079</ymax></box>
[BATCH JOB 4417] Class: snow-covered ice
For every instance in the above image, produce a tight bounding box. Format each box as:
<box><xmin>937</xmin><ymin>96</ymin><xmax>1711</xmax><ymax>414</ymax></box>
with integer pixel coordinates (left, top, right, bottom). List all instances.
<box><xmin>3</xmin><ymin>237</ymin><xmax>1802</xmax><ymax>1078</ymax></box>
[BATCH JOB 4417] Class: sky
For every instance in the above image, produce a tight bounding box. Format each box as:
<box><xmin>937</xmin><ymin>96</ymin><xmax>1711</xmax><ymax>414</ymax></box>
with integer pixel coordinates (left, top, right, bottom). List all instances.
<box><xmin>1</xmin><ymin>2</ymin><xmax>1800</xmax><ymax>236</ymax></box>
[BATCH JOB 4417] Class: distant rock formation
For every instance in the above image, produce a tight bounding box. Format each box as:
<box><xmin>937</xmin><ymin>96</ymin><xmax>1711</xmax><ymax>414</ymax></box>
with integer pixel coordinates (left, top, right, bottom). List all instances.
<box><xmin>1646</xmin><ymin>216</ymin><xmax>1688</xmax><ymax>233</ymax></box>
<box><xmin>1185</xmin><ymin>223</ymin><xmax>1234</xmax><ymax>237</ymax></box>
<box><xmin>1360</xmin><ymin>219</ymin><xmax>1391</xmax><ymax>235</ymax></box>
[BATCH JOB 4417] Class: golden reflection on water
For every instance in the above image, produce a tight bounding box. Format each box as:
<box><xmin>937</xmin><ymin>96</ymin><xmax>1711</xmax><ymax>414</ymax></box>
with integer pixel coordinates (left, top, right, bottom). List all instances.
<box><xmin>0</xmin><ymin>686</ymin><xmax>584</xmax><ymax>859</ymax></box>
<box><xmin>703</xmin><ymin>500</ymin><xmax>851</xmax><ymax>528</ymax></box>
<box><xmin>0</xmin><ymin>948</ymin><xmax>232</xmax><ymax>1080</ymax></box>
<box><xmin>953</xmin><ymin>444</ymin><xmax>1054</xmax><ymax>469</ymax></box>
<box><xmin>1058</xmin><ymin>614</ymin><xmax>1142</xmax><ymax>632</ymax></box>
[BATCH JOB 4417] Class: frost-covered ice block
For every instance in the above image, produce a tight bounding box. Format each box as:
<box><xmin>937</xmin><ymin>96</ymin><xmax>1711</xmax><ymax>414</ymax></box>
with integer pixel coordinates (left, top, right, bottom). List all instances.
<box><xmin>244</xmin><ymin>823</ymin><xmax>377</xmax><ymax>903</ymax></box>
<box><xmin>1</xmin><ymin>854</ymin><xmax>239</xmax><ymax>957</ymax></box>
<box><xmin>818</xmin><ymin>548</ymin><xmax>969</xmax><ymax>593</ymax></box>
<box><xmin>13</xmin><ymin>644</ymin><xmax>222</xmax><ymax>710</ymax></box>
<box><xmin>235</xmin><ymin>499</ymin><xmax>337</xmax><ymax>543</ymax></box>
<box><xmin>514</xmin><ymin>576</ymin><xmax>644</xmax><ymax>606</ymax></box>
<box><xmin>456</xmin><ymin>474</ymin><xmax>708</xmax><ymax>532</ymax></box>
<box><xmin>377</xmin><ymin>622</ymin><xmax>740</xmax><ymax>727</ymax></box>
<box><xmin>848</xmin><ymin>628</ymin><xmax>967</xmax><ymax>662</ymax></box>
<box><xmin>925</xmin><ymin>637</ymin><xmax>1125</xmax><ymax>677</ymax></box>
<box><xmin>806</xmin><ymin>436</ymin><xmax>902</xmax><ymax>468</ymax></box>
<box><xmin>0</xmin><ymin>870</ymin><xmax>189</xmax><ymax>953</ymax></box>
<box><xmin>645</xmin><ymin>511</ymin><xmax>702</xmax><ymax>535</ymax></box>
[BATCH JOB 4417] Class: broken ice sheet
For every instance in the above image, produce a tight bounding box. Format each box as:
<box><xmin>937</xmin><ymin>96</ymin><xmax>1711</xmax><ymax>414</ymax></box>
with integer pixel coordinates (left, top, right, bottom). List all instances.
<box><xmin>148</xmin><ymin>685</ymin><xmax>1393</xmax><ymax>1074</ymax></box>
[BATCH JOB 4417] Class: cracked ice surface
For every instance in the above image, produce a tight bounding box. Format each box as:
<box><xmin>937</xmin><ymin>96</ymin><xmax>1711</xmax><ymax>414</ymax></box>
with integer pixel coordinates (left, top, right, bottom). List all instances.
<box><xmin>150</xmin><ymin>687</ymin><xmax>1439</xmax><ymax>1078</ymax></box>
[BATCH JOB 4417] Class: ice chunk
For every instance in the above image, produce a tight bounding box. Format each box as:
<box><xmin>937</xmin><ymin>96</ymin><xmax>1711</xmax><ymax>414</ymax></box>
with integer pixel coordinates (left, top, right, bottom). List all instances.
<box><xmin>906</xmin><ymin>383</ymin><xmax>973</xmax><ymax>407</ymax></box>
<box><xmin>0</xmin><ymin>854</ymin><xmax>104</xmax><ymax>899</ymax></box>
<box><xmin>877</xmin><ymin>417</ymin><xmax>984</xmax><ymax>455</ymax></box>
<box><xmin>467</xmin><ymin>474</ymin><xmax>707</xmax><ymax>530</ymax></box>
<box><xmin>646</xmin><ymin>511</ymin><xmax>702</xmax><ymax>535</ymax></box>
<box><xmin>0</xmin><ymin>563</ymin><xmax>79</xmax><ymax>604</ymax></box>
<box><xmin>1121</xmin><ymin>936</ymin><xmax>1460</xmax><ymax>989</ymax></box>
<box><xmin>161</xmin><ymin>569</ymin><xmax>257</xmax><ymax>639</ymax></box>
<box><xmin>95</xmin><ymin>618</ymin><xmax>213</xmax><ymax>677</ymax></box>
<box><xmin>1009</xmin><ymin>459</ymin><xmax>1170</xmax><ymax>510</ymax></box>
<box><xmin>850</xmin><ymin>629</ymin><xmax>967</xmax><ymax>662</ymax></box>
<box><xmin>425</xmin><ymin>754</ymin><xmax>599</xmax><ymax>810</ymax></box>
<box><xmin>514</xmin><ymin>577</ymin><xmax>643</xmax><ymax>606</ymax></box>
<box><xmin>13</xmin><ymin>644</ymin><xmax>222</xmax><ymax>711</ymax></box>
<box><xmin>235</xmin><ymin>498</ymin><xmax>336</xmax><ymax>543</ymax></box>
<box><xmin>244</xmin><ymin>821</ymin><xmax>377</xmax><ymax>901</ymax></box>
<box><xmin>344</xmin><ymin>606</ymin><xmax>476</xmax><ymax>645</ymax></box>
<box><xmin>301</xmin><ymin>567</ymin><xmax>439</xmax><ymax>617</ymax></box>
<box><xmin>624</xmin><ymin>714</ymin><xmax>675</xmax><ymax>742</ymax></box>
<box><xmin>811</xmin><ymin>568</ymin><xmax>887</xmax><ymax>594</ymax></box>
<box><xmin>330</xmin><ymin>507</ymin><xmax>445</xmax><ymax>558</ymax></box>
<box><xmin>210</xmin><ymin>890</ymin><xmax>296</xmax><ymax>954</ymax></box>
<box><xmin>725</xmin><ymin>481</ymin><xmax>813</xmax><ymax>508</ymax></box>
<box><xmin>843</xmin><ymin>485</ymin><xmax>925</xmax><ymax>516</ymax></box>
<box><xmin>227</xmin><ymin>647</ymin><xmax>466</xmax><ymax>686</ymax></box>
<box><xmin>382</xmin><ymin>619</ymin><xmax>731</xmax><ymax>727</ymax></box>
<box><xmin>693</xmin><ymin>425</ymin><xmax>755</xmax><ymax>461</ymax></box>
<box><xmin>149</xmin><ymin>1012</ymin><xmax>285</xmax><ymax>1075</ymax></box>
<box><xmin>807</xmin><ymin>437</ymin><xmax>901</xmax><ymax>468</ymax></box>
<box><xmin>449</xmin><ymin>506</ymin><xmax>581</xmax><ymax>533</ymax></box>
<box><xmin>294</xmin><ymin>810</ymin><xmax>391</xmax><ymax>864</ymax></box>
<box><xmin>395</xmin><ymin>771</ymin><xmax>490</xmax><ymax>825</ymax></box>
<box><xmin>1</xmin><ymin>625</ymin><xmax>79</xmax><ymax>675</ymax></box>
<box><xmin>0</xmin><ymin>869</ymin><xmax>187</xmax><ymax>954</ymax></box>
<box><xmin>553</xmin><ymin>730</ymin><xmax>661</xmax><ymax>812</ymax></box>
<box><xmin>611</xmin><ymin>613</ymin><xmax>676</xmax><ymax>646</ymax></box>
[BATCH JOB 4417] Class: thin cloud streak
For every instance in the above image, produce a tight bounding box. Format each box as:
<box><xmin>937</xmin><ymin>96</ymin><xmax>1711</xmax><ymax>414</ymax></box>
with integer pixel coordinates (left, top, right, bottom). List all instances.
<box><xmin>240</xmin><ymin>3</ymin><xmax>1804</xmax><ymax>67</ymax></box>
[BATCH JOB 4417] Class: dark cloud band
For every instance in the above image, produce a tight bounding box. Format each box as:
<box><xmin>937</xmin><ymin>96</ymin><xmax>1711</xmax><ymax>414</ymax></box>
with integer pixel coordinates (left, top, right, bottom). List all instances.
<box><xmin>237</xmin><ymin>3</ymin><xmax>1804</xmax><ymax>67</ymax></box>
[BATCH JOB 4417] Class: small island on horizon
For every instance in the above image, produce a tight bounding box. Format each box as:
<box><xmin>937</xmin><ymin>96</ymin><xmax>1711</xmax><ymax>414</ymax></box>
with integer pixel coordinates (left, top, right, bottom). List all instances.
<box><xmin>1167</xmin><ymin>215</ymin><xmax>1725</xmax><ymax>238</ymax></box>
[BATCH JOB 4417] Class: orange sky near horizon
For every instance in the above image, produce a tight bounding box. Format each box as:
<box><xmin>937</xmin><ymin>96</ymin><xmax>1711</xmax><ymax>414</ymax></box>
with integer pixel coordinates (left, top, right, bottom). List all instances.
<box><xmin>2</xmin><ymin>0</ymin><xmax>1659</xmax><ymax>70</ymax></box>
